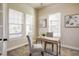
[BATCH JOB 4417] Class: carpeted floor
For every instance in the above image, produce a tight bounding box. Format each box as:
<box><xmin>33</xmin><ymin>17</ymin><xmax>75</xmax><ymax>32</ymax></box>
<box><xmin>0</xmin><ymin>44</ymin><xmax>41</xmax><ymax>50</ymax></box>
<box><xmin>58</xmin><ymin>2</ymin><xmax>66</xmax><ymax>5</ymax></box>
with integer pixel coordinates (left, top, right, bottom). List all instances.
<box><xmin>7</xmin><ymin>44</ymin><xmax>79</xmax><ymax>56</ymax></box>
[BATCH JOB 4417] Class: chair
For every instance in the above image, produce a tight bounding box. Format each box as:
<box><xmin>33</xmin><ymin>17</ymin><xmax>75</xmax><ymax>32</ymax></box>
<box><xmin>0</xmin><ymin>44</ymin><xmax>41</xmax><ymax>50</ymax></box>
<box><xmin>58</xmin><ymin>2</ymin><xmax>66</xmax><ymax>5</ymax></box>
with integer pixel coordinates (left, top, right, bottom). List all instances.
<box><xmin>26</xmin><ymin>35</ymin><xmax>44</xmax><ymax>56</ymax></box>
<box><xmin>46</xmin><ymin>32</ymin><xmax>53</xmax><ymax>37</ymax></box>
<box><xmin>45</xmin><ymin>32</ymin><xmax>54</xmax><ymax>51</ymax></box>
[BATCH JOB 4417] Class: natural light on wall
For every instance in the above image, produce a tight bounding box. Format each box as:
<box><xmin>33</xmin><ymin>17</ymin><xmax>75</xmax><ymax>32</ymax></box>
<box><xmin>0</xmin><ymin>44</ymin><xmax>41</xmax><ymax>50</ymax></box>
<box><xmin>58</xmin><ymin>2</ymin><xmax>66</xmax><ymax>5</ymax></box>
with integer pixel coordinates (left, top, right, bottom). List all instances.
<box><xmin>9</xmin><ymin>9</ymin><xmax>23</xmax><ymax>39</ymax></box>
<box><xmin>48</xmin><ymin>12</ymin><xmax>61</xmax><ymax>37</ymax></box>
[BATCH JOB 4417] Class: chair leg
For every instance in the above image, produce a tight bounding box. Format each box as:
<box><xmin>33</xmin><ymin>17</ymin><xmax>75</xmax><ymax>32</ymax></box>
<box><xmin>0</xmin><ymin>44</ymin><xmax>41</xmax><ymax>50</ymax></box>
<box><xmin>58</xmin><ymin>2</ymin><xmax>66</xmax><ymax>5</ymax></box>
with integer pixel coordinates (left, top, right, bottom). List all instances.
<box><xmin>36</xmin><ymin>40</ymin><xmax>37</xmax><ymax>44</ymax></box>
<box><xmin>41</xmin><ymin>52</ymin><xmax>44</xmax><ymax>56</ymax></box>
<box><xmin>41</xmin><ymin>40</ymin><xmax>42</xmax><ymax>44</ymax></box>
<box><xmin>29</xmin><ymin>53</ymin><xmax>32</xmax><ymax>56</ymax></box>
<box><xmin>59</xmin><ymin>42</ymin><xmax>61</xmax><ymax>55</ymax></box>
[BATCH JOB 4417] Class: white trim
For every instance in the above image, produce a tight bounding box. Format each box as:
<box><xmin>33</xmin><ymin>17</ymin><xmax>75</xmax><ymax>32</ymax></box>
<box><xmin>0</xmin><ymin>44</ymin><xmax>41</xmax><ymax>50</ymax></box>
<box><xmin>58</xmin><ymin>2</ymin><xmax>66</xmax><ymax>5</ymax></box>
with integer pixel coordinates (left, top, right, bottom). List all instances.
<box><xmin>7</xmin><ymin>43</ymin><xmax>79</xmax><ymax>52</ymax></box>
<box><xmin>7</xmin><ymin>43</ymin><xmax>28</xmax><ymax>51</ymax></box>
<box><xmin>61</xmin><ymin>44</ymin><xmax>79</xmax><ymax>51</ymax></box>
<box><xmin>2</xmin><ymin>43</ymin><xmax>79</xmax><ymax>54</ymax></box>
<box><xmin>2</xmin><ymin>3</ymin><xmax>8</xmax><ymax>56</ymax></box>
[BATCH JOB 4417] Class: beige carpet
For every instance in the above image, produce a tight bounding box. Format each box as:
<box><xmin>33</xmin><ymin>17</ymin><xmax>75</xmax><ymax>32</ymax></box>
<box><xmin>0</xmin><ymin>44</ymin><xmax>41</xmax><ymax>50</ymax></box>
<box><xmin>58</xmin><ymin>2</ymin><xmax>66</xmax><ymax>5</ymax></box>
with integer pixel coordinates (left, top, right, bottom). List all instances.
<box><xmin>7</xmin><ymin>44</ymin><xmax>79</xmax><ymax>56</ymax></box>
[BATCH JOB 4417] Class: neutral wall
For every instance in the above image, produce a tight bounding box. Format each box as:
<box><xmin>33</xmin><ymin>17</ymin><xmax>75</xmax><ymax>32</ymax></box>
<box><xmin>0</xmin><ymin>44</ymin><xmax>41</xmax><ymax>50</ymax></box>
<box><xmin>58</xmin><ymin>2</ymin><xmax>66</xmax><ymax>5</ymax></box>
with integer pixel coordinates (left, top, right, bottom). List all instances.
<box><xmin>7</xmin><ymin>3</ymin><xmax>36</xmax><ymax>51</ymax></box>
<box><xmin>38</xmin><ymin>3</ymin><xmax>79</xmax><ymax>50</ymax></box>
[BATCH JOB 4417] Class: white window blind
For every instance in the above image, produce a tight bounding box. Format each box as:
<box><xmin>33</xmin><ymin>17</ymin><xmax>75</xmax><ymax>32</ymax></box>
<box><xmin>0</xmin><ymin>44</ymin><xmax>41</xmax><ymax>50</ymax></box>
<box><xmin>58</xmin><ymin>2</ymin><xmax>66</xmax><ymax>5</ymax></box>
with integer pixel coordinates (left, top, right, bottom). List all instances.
<box><xmin>9</xmin><ymin>9</ymin><xmax>23</xmax><ymax>39</ymax></box>
<box><xmin>48</xmin><ymin>12</ymin><xmax>61</xmax><ymax>37</ymax></box>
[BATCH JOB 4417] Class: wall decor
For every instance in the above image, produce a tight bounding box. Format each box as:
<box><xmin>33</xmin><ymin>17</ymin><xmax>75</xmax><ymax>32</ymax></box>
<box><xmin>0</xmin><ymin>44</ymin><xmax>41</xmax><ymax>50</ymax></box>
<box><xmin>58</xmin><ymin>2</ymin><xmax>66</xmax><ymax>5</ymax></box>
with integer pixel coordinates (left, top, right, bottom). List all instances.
<box><xmin>40</xmin><ymin>18</ymin><xmax>47</xmax><ymax>28</ymax></box>
<box><xmin>65</xmin><ymin>14</ymin><xmax>79</xmax><ymax>28</ymax></box>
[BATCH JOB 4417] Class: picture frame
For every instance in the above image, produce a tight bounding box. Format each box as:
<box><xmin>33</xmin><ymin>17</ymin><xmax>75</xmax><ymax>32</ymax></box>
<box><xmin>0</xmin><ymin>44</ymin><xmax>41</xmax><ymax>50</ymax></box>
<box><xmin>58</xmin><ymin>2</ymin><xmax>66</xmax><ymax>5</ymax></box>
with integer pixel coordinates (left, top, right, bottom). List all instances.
<box><xmin>65</xmin><ymin>14</ymin><xmax>79</xmax><ymax>28</ymax></box>
<box><xmin>40</xmin><ymin>18</ymin><xmax>47</xmax><ymax>28</ymax></box>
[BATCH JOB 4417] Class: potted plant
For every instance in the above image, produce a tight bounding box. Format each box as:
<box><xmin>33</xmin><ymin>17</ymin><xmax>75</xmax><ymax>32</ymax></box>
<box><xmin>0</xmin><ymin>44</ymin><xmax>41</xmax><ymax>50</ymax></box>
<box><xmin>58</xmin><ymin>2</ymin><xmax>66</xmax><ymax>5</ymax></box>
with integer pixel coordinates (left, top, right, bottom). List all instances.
<box><xmin>42</xmin><ymin>33</ymin><xmax>45</xmax><ymax>36</ymax></box>
<box><xmin>42</xmin><ymin>32</ymin><xmax>47</xmax><ymax>36</ymax></box>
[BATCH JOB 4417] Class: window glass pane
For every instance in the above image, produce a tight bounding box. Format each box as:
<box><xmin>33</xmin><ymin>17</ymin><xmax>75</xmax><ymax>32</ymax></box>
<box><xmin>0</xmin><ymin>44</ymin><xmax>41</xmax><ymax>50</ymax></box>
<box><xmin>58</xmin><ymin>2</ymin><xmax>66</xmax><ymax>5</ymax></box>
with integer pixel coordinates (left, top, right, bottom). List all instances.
<box><xmin>26</xmin><ymin>14</ymin><xmax>34</xmax><ymax>39</ymax></box>
<box><xmin>26</xmin><ymin>14</ymin><xmax>33</xmax><ymax>24</ymax></box>
<box><xmin>9</xmin><ymin>34</ymin><xmax>22</xmax><ymax>39</ymax></box>
<box><xmin>54</xmin><ymin>33</ymin><xmax>60</xmax><ymax>37</ymax></box>
<box><xmin>9</xmin><ymin>9</ymin><xmax>23</xmax><ymax>24</ymax></box>
<box><xmin>9</xmin><ymin>9</ymin><xmax>23</xmax><ymax>38</ymax></box>
<box><xmin>26</xmin><ymin>25</ymin><xmax>31</xmax><ymax>35</ymax></box>
<box><xmin>9</xmin><ymin>18</ymin><xmax>14</xmax><ymax>24</ymax></box>
<box><xmin>9</xmin><ymin>24</ymin><xmax>22</xmax><ymax>34</ymax></box>
<box><xmin>48</xmin><ymin>12</ymin><xmax>61</xmax><ymax>37</ymax></box>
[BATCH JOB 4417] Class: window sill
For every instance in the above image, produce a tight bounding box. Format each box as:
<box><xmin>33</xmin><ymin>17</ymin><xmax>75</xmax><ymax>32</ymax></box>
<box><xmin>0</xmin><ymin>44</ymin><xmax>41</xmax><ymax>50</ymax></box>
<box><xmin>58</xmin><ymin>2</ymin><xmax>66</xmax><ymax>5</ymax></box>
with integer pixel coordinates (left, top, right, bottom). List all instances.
<box><xmin>8</xmin><ymin>36</ymin><xmax>23</xmax><ymax>41</ymax></box>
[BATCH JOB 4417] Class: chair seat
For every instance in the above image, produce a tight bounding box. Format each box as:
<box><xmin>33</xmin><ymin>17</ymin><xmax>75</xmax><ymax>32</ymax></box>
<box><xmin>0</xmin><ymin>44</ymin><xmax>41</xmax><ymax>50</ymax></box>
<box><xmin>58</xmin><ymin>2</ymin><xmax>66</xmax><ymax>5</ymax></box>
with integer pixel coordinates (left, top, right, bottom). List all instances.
<box><xmin>32</xmin><ymin>44</ymin><xmax>44</xmax><ymax>52</ymax></box>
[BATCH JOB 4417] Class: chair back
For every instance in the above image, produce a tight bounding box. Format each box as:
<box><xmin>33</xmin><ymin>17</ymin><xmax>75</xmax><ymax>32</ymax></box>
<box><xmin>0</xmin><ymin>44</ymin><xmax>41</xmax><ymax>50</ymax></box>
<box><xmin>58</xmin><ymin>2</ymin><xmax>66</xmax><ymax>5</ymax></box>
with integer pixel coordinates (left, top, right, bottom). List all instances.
<box><xmin>46</xmin><ymin>32</ymin><xmax>53</xmax><ymax>37</ymax></box>
<box><xmin>26</xmin><ymin>35</ymin><xmax>32</xmax><ymax>51</ymax></box>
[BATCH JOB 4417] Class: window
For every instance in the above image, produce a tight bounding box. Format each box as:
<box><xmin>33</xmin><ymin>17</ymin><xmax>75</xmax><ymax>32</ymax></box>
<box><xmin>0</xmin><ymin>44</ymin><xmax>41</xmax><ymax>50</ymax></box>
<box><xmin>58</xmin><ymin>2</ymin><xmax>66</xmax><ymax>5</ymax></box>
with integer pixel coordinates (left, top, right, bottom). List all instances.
<box><xmin>26</xmin><ymin>14</ymin><xmax>33</xmax><ymax>37</ymax></box>
<box><xmin>48</xmin><ymin>12</ymin><xmax>61</xmax><ymax>37</ymax></box>
<box><xmin>9</xmin><ymin>9</ymin><xmax>23</xmax><ymax>38</ymax></box>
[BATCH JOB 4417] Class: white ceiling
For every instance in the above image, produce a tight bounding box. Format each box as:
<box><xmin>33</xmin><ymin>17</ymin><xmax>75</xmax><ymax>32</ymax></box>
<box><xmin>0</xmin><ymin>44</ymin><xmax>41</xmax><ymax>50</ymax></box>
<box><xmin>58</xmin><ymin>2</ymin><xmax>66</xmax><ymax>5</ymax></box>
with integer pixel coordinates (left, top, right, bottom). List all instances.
<box><xmin>26</xmin><ymin>3</ymin><xmax>54</xmax><ymax>9</ymax></box>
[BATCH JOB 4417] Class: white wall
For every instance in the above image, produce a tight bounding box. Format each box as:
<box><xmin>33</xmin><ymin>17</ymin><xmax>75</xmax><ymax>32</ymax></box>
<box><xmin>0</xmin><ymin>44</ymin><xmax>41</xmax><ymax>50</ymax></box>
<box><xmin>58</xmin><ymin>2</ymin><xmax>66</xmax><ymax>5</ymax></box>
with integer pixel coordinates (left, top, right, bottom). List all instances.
<box><xmin>38</xmin><ymin>3</ymin><xmax>79</xmax><ymax>50</ymax></box>
<box><xmin>7</xmin><ymin>3</ymin><xmax>36</xmax><ymax>51</ymax></box>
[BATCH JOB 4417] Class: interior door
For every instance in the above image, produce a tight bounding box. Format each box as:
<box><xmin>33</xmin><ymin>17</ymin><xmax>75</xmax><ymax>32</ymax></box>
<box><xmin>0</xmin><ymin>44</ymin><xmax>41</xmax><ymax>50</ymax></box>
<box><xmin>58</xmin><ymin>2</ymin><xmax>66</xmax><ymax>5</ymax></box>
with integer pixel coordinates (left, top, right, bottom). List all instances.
<box><xmin>0</xmin><ymin>3</ymin><xmax>7</xmax><ymax>56</ymax></box>
<box><xmin>0</xmin><ymin>25</ymin><xmax>3</xmax><ymax>56</ymax></box>
<box><xmin>0</xmin><ymin>3</ymin><xmax>3</xmax><ymax>56</ymax></box>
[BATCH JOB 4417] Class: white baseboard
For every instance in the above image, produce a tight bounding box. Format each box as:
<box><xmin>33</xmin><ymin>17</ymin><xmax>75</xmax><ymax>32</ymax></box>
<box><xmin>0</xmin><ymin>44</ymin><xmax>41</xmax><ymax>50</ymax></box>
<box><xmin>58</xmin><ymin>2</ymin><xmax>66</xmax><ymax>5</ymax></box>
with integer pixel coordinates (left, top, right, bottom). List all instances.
<box><xmin>61</xmin><ymin>44</ymin><xmax>79</xmax><ymax>51</ymax></box>
<box><xmin>7</xmin><ymin>43</ymin><xmax>28</xmax><ymax>51</ymax></box>
<box><xmin>1</xmin><ymin>43</ymin><xmax>79</xmax><ymax>53</ymax></box>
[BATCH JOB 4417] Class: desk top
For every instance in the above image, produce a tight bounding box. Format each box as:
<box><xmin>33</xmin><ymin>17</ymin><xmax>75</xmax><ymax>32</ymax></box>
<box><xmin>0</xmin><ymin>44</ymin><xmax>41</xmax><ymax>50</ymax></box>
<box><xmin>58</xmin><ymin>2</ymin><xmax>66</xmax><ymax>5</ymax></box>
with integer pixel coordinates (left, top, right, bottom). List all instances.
<box><xmin>37</xmin><ymin>36</ymin><xmax>60</xmax><ymax>43</ymax></box>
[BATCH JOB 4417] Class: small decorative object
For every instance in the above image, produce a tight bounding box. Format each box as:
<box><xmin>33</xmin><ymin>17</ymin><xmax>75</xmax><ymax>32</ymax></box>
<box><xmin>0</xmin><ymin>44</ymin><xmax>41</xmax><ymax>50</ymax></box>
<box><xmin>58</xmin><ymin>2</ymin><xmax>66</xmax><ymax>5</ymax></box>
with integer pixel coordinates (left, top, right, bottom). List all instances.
<box><xmin>65</xmin><ymin>14</ymin><xmax>79</xmax><ymax>28</ymax></box>
<box><xmin>42</xmin><ymin>33</ymin><xmax>46</xmax><ymax>36</ymax></box>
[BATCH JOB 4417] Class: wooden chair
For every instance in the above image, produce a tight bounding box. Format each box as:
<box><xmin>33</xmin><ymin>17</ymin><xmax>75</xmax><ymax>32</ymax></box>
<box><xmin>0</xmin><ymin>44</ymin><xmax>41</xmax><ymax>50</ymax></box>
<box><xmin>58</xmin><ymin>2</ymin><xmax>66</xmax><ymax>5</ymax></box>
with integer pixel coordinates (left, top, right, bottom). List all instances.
<box><xmin>26</xmin><ymin>35</ymin><xmax>44</xmax><ymax>56</ymax></box>
<box><xmin>45</xmin><ymin>32</ymin><xmax>54</xmax><ymax>51</ymax></box>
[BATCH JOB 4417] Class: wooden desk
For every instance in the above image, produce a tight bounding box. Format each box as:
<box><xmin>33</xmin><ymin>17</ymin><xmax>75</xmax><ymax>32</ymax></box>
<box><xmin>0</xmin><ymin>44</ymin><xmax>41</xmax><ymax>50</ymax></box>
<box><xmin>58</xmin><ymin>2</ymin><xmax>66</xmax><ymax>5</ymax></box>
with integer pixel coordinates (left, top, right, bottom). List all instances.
<box><xmin>36</xmin><ymin>36</ymin><xmax>61</xmax><ymax>56</ymax></box>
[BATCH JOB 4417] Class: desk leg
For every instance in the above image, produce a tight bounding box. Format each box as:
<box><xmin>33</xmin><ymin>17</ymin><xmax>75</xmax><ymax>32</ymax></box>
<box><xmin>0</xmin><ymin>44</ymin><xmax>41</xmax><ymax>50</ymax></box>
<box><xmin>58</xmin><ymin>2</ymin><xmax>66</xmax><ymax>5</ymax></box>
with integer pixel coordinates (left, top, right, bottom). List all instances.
<box><xmin>56</xmin><ymin>44</ymin><xmax>58</xmax><ymax>56</ymax></box>
<box><xmin>52</xmin><ymin>44</ymin><xmax>54</xmax><ymax>52</ymax></box>
<box><xmin>44</xmin><ymin>42</ymin><xmax>47</xmax><ymax>51</ymax></box>
<box><xmin>59</xmin><ymin>42</ymin><xmax>61</xmax><ymax>55</ymax></box>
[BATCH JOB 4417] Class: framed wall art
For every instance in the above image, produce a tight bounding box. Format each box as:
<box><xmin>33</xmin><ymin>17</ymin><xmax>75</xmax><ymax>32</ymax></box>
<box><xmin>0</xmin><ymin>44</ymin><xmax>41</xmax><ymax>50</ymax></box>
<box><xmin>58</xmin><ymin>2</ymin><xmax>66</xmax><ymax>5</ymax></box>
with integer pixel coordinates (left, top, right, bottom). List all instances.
<box><xmin>65</xmin><ymin>14</ymin><xmax>79</xmax><ymax>28</ymax></box>
<box><xmin>40</xmin><ymin>18</ymin><xmax>47</xmax><ymax>28</ymax></box>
